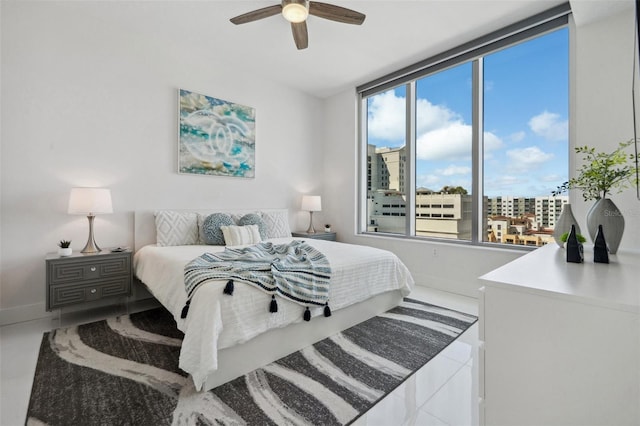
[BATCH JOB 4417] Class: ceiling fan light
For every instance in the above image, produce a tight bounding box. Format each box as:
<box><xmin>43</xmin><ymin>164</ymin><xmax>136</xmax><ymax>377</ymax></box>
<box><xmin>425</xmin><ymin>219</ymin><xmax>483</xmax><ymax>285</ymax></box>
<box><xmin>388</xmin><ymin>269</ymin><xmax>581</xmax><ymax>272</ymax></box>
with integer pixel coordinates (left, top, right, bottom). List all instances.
<box><xmin>282</xmin><ymin>3</ymin><xmax>308</xmax><ymax>23</ymax></box>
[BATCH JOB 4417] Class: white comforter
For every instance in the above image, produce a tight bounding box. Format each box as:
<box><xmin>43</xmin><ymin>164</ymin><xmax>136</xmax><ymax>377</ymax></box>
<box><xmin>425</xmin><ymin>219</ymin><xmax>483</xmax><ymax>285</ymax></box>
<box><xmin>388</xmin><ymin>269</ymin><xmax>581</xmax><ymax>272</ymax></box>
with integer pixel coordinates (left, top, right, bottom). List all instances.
<box><xmin>133</xmin><ymin>237</ymin><xmax>414</xmax><ymax>390</ymax></box>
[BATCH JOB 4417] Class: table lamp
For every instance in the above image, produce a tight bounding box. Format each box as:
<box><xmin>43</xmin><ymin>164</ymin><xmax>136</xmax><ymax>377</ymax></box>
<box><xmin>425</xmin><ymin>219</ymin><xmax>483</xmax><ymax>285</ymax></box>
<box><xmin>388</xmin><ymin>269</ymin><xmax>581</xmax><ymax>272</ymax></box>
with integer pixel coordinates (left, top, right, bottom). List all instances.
<box><xmin>301</xmin><ymin>195</ymin><xmax>321</xmax><ymax>233</ymax></box>
<box><xmin>68</xmin><ymin>187</ymin><xmax>113</xmax><ymax>253</ymax></box>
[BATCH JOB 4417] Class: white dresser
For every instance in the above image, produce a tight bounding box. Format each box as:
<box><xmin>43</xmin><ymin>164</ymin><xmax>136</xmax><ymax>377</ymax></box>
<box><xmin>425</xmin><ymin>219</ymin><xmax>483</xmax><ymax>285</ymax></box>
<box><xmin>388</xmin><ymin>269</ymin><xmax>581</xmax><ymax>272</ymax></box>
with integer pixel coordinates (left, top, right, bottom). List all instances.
<box><xmin>478</xmin><ymin>243</ymin><xmax>640</xmax><ymax>426</ymax></box>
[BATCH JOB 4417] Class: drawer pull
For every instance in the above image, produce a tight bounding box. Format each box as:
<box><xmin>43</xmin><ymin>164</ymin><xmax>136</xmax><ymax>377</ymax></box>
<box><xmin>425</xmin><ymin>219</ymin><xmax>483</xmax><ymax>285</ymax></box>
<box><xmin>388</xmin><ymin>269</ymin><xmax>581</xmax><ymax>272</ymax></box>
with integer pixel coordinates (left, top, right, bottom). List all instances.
<box><xmin>90</xmin><ymin>266</ymin><xmax>97</xmax><ymax>272</ymax></box>
<box><xmin>90</xmin><ymin>288</ymin><xmax>97</xmax><ymax>294</ymax></box>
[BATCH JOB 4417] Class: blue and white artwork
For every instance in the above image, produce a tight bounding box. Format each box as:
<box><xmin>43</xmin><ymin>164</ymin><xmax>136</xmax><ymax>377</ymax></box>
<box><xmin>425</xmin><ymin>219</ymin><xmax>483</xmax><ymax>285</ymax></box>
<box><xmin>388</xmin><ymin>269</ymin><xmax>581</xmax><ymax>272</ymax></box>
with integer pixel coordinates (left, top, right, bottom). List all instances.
<box><xmin>179</xmin><ymin>89</ymin><xmax>255</xmax><ymax>178</ymax></box>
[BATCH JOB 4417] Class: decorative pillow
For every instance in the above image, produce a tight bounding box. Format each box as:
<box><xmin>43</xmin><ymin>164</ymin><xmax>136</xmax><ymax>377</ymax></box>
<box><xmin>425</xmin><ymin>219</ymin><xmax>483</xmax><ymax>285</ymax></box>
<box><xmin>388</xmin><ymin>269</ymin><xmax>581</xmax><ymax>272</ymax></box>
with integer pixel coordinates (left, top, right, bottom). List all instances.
<box><xmin>260</xmin><ymin>210</ymin><xmax>292</xmax><ymax>238</ymax></box>
<box><xmin>155</xmin><ymin>211</ymin><xmax>199</xmax><ymax>246</ymax></box>
<box><xmin>202</xmin><ymin>213</ymin><xmax>235</xmax><ymax>245</ymax></box>
<box><xmin>220</xmin><ymin>224</ymin><xmax>262</xmax><ymax>246</ymax></box>
<box><xmin>238</xmin><ymin>213</ymin><xmax>268</xmax><ymax>240</ymax></box>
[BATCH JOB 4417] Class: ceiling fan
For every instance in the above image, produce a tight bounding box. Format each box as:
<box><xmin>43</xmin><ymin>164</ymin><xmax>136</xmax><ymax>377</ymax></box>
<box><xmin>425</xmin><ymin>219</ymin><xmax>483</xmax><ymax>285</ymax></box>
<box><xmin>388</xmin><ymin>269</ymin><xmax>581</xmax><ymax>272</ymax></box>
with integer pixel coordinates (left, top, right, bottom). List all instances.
<box><xmin>230</xmin><ymin>0</ymin><xmax>366</xmax><ymax>50</ymax></box>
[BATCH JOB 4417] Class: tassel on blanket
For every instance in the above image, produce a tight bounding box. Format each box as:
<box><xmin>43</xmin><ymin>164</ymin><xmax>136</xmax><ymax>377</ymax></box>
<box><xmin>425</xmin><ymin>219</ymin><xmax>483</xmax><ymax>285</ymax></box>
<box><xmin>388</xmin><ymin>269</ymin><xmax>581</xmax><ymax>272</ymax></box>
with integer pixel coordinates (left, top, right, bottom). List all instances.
<box><xmin>303</xmin><ymin>307</ymin><xmax>311</xmax><ymax>322</ymax></box>
<box><xmin>223</xmin><ymin>280</ymin><xmax>234</xmax><ymax>295</ymax></box>
<box><xmin>180</xmin><ymin>299</ymin><xmax>191</xmax><ymax>319</ymax></box>
<box><xmin>324</xmin><ymin>302</ymin><xmax>332</xmax><ymax>317</ymax></box>
<box><xmin>270</xmin><ymin>295</ymin><xmax>278</xmax><ymax>313</ymax></box>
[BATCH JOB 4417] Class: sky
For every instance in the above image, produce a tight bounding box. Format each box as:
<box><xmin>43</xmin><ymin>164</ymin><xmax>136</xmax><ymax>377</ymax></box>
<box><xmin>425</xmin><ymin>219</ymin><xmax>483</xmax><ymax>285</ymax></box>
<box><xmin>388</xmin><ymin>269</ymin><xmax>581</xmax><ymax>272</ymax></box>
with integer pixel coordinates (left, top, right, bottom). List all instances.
<box><xmin>367</xmin><ymin>28</ymin><xmax>569</xmax><ymax>198</ymax></box>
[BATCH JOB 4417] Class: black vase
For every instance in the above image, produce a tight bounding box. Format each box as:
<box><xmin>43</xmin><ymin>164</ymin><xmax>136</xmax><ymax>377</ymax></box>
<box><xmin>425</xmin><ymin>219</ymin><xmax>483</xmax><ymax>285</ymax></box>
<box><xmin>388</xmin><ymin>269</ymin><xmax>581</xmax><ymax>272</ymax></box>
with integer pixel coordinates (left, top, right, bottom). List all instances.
<box><xmin>566</xmin><ymin>224</ymin><xmax>583</xmax><ymax>263</ymax></box>
<box><xmin>594</xmin><ymin>224</ymin><xmax>609</xmax><ymax>264</ymax></box>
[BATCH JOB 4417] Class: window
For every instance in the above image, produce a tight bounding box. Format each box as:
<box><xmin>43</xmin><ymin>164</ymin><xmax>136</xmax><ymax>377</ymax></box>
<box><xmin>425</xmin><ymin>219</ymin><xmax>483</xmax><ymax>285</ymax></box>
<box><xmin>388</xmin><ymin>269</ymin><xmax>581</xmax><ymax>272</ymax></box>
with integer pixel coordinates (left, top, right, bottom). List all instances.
<box><xmin>359</xmin><ymin>4</ymin><xmax>570</xmax><ymax>248</ymax></box>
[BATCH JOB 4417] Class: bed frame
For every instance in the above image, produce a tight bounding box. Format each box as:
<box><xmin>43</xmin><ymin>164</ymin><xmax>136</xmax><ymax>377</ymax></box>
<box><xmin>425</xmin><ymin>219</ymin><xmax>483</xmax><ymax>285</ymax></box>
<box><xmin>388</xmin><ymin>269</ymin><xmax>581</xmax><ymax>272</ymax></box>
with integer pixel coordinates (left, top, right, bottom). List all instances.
<box><xmin>133</xmin><ymin>209</ymin><xmax>405</xmax><ymax>391</ymax></box>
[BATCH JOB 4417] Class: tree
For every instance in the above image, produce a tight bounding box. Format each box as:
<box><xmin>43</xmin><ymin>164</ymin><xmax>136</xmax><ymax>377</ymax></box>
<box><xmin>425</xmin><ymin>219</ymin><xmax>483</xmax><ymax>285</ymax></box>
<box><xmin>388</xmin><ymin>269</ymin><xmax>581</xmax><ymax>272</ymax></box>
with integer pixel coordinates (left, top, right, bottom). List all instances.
<box><xmin>440</xmin><ymin>185</ymin><xmax>468</xmax><ymax>195</ymax></box>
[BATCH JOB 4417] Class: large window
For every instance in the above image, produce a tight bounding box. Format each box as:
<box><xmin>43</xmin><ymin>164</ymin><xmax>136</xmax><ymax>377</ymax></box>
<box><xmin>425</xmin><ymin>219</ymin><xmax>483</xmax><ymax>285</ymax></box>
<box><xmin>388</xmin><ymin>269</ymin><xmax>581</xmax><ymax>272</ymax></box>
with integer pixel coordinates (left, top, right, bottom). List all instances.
<box><xmin>359</xmin><ymin>4</ymin><xmax>570</xmax><ymax>248</ymax></box>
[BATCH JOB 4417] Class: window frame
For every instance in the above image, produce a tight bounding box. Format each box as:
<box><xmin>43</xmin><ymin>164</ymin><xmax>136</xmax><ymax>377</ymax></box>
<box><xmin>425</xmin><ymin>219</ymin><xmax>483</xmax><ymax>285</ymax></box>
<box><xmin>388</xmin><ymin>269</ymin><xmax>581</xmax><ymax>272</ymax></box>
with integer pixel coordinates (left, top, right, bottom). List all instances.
<box><xmin>357</xmin><ymin>3</ymin><xmax>571</xmax><ymax>248</ymax></box>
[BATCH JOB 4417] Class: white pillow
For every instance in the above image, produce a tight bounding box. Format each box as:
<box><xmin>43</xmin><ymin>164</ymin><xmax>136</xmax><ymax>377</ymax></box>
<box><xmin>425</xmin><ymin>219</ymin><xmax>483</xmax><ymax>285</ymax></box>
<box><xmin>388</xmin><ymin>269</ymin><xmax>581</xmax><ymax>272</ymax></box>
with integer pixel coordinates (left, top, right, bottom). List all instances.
<box><xmin>260</xmin><ymin>210</ymin><xmax>292</xmax><ymax>238</ymax></box>
<box><xmin>220</xmin><ymin>224</ymin><xmax>262</xmax><ymax>246</ymax></box>
<box><xmin>155</xmin><ymin>211</ymin><xmax>199</xmax><ymax>246</ymax></box>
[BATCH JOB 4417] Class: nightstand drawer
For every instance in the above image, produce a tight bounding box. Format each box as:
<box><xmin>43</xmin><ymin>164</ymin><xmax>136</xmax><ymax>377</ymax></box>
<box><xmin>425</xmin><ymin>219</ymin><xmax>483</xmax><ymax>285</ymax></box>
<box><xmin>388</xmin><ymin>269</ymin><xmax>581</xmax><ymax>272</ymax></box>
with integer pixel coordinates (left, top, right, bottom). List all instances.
<box><xmin>48</xmin><ymin>256</ymin><xmax>130</xmax><ymax>285</ymax></box>
<box><xmin>48</xmin><ymin>277</ymin><xmax>130</xmax><ymax>310</ymax></box>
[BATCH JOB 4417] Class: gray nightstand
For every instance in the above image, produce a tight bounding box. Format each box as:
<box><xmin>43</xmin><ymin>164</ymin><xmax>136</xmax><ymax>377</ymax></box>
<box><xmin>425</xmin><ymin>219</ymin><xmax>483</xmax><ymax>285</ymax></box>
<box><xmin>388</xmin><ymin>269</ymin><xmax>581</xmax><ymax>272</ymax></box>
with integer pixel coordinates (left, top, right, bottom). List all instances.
<box><xmin>291</xmin><ymin>231</ymin><xmax>336</xmax><ymax>241</ymax></box>
<box><xmin>45</xmin><ymin>249</ymin><xmax>132</xmax><ymax>311</ymax></box>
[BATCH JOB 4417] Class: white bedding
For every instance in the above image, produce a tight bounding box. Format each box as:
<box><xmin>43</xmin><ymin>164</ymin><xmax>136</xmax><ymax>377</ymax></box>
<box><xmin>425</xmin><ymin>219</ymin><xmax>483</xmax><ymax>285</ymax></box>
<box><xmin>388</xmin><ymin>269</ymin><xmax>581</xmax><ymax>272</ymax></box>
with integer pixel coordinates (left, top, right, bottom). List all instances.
<box><xmin>133</xmin><ymin>237</ymin><xmax>414</xmax><ymax>390</ymax></box>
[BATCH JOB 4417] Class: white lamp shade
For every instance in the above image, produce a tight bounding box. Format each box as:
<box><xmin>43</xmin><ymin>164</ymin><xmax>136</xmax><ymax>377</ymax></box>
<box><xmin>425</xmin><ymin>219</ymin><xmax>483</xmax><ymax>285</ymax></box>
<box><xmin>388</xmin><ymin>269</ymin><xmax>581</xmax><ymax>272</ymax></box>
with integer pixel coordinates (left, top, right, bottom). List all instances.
<box><xmin>68</xmin><ymin>188</ymin><xmax>113</xmax><ymax>215</ymax></box>
<box><xmin>301</xmin><ymin>195</ymin><xmax>321</xmax><ymax>212</ymax></box>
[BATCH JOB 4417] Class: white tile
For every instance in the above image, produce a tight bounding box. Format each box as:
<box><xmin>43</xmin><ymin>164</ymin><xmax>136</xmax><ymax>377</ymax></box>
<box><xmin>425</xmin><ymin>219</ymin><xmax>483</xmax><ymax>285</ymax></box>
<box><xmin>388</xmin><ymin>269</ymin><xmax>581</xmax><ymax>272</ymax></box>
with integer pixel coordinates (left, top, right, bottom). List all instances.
<box><xmin>404</xmin><ymin>409</ymin><xmax>450</xmax><ymax>426</ymax></box>
<box><xmin>359</xmin><ymin>392</ymin><xmax>413</xmax><ymax>426</ymax></box>
<box><xmin>420</xmin><ymin>364</ymin><xmax>478</xmax><ymax>426</ymax></box>
<box><xmin>1</xmin><ymin>319</ymin><xmax>51</xmax><ymax>426</ymax></box>
<box><xmin>439</xmin><ymin>335</ymin><xmax>475</xmax><ymax>365</ymax></box>
<box><xmin>396</xmin><ymin>355</ymin><xmax>466</xmax><ymax>410</ymax></box>
<box><xmin>409</xmin><ymin>286</ymin><xmax>478</xmax><ymax>316</ymax></box>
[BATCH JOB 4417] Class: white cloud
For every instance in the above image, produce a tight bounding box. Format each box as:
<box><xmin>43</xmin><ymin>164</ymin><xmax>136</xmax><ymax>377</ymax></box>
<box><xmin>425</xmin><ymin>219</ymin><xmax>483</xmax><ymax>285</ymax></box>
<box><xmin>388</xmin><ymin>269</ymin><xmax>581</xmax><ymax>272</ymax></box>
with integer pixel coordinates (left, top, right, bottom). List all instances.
<box><xmin>485</xmin><ymin>175</ymin><xmax>525</xmax><ymax>191</ymax></box>
<box><xmin>368</xmin><ymin>90</ymin><xmax>503</xmax><ymax>160</ymax></box>
<box><xmin>417</xmin><ymin>123</ymin><xmax>503</xmax><ymax>161</ymax></box>
<box><xmin>417</xmin><ymin>174</ymin><xmax>441</xmax><ymax>189</ymax></box>
<box><xmin>437</xmin><ymin>165</ymin><xmax>472</xmax><ymax>176</ymax></box>
<box><xmin>528</xmin><ymin>111</ymin><xmax>567</xmax><ymax>141</ymax></box>
<box><xmin>416</xmin><ymin>98</ymin><xmax>459</xmax><ymax>135</ymax></box>
<box><xmin>509</xmin><ymin>131</ymin><xmax>526</xmax><ymax>143</ymax></box>
<box><xmin>506</xmin><ymin>146</ymin><xmax>554</xmax><ymax>169</ymax></box>
<box><xmin>540</xmin><ymin>173</ymin><xmax>564</xmax><ymax>183</ymax></box>
<box><xmin>367</xmin><ymin>91</ymin><xmax>406</xmax><ymax>141</ymax></box>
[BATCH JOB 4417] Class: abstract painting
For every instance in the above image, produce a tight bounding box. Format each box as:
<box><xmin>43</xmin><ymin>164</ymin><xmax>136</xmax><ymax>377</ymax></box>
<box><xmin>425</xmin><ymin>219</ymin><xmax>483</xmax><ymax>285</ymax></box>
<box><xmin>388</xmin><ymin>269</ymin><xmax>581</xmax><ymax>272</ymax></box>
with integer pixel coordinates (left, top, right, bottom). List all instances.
<box><xmin>179</xmin><ymin>89</ymin><xmax>255</xmax><ymax>178</ymax></box>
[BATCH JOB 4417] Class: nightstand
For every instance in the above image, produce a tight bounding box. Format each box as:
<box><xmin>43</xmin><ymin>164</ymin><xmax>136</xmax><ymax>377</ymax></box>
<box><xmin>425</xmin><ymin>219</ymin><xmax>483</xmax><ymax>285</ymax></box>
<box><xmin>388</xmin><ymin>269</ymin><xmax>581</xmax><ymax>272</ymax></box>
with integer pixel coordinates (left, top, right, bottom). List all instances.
<box><xmin>45</xmin><ymin>249</ymin><xmax>132</xmax><ymax>311</ymax></box>
<box><xmin>291</xmin><ymin>231</ymin><xmax>336</xmax><ymax>241</ymax></box>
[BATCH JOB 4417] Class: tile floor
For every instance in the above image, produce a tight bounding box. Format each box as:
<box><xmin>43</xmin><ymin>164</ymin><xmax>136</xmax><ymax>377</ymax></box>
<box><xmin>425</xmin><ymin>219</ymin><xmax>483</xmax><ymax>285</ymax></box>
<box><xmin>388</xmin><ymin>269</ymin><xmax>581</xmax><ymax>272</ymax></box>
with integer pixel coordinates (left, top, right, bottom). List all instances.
<box><xmin>0</xmin><ymin>286</ymin><xmax>479</xmax><ymax>426</ymax></box>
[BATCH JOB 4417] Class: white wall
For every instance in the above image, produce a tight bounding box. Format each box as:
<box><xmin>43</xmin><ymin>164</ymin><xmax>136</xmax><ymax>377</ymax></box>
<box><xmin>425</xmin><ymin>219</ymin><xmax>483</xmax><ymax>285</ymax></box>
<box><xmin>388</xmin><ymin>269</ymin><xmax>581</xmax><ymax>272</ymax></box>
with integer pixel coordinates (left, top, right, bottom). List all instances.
<box><xmin>0</xmin><ymin>2</ymin><xmax>325</xmax><ymax>323</ymax></box>
<box><xmin>323</xmin><ymin>7</ymin><xmax>640</xmax><ymax>298</ymax></box>
<box><xmin>572</xmin><ymin>8</ymin><xmax>640</xmax><ymax>243</ymax></box>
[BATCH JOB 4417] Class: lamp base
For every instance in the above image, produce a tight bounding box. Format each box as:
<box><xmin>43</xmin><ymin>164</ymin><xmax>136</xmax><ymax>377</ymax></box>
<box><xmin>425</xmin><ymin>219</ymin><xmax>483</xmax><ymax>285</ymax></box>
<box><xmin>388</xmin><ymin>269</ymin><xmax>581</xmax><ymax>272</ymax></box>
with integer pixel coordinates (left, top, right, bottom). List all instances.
<box><xmin>306</xmin><ymin>211</ymin><xmax>316</xmax><ymax>234</ymax></box>
<box><xmin>81</xmin><ymin>215</ymin><xmax>102</xmax><ymax>254</ymax></box>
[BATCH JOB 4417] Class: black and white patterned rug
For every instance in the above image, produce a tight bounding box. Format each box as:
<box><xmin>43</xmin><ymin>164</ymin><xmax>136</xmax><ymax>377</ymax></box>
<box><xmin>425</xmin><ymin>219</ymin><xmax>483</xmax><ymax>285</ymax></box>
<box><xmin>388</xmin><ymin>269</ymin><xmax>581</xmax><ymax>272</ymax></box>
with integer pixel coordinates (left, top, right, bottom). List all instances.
<box><xmin>26</xmin><ymin>298</ymin><xmax>476</xmax><ymax>425</ymax></box>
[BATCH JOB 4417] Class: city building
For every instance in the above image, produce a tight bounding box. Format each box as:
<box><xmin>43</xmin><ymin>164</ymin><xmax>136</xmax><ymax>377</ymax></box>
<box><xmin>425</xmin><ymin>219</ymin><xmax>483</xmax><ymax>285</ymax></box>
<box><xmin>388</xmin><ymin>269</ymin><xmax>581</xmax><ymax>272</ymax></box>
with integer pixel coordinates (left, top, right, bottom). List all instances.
<box><xmin>368</xmin><ymin>146</ymin><xmax>567</xmax><ymax>245</ymax></box>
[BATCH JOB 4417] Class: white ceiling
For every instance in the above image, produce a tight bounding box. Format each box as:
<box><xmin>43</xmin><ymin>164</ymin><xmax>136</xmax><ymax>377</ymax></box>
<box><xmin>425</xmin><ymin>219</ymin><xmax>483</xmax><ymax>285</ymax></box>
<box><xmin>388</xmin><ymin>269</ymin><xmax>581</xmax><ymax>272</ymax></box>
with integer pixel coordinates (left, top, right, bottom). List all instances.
<box><xmin>74</xmin><ymin>0</ymin><xmax>632</xmax><ymax>98</ymax></box>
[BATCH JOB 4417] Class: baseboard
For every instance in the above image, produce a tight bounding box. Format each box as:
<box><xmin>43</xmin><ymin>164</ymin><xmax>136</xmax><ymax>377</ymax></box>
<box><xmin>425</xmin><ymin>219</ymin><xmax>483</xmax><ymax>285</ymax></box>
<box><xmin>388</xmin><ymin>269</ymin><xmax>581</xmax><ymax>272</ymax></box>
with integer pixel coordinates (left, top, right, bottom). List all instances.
<box><xmin>0</xmin><ymin>302</ymin><xmax>51</xmax><ymax>326</ymax></box>
<box><xmin>412</xmin><ymin>273</ymin><xmax>481</xmax><ymax>299</ymax></box>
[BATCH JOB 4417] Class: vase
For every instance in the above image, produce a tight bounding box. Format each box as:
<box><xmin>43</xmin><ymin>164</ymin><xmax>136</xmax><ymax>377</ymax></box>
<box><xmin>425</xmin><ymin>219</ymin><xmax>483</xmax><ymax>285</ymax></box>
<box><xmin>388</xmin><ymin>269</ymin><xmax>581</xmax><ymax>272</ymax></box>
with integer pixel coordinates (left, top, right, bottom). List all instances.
<box><xmin>58</xmin><ymin>247</ymin><xmax>72</xmax><ymax>257</ymax></box>
<box><xmin>586</xmin><ymin>198</ymin><xmax>624</xmax><ymax>254</ymax></box>
<box><xmin>553</xmin><ymin>204</ymin><xmax>580</xmax><ymax>247</ymax></box>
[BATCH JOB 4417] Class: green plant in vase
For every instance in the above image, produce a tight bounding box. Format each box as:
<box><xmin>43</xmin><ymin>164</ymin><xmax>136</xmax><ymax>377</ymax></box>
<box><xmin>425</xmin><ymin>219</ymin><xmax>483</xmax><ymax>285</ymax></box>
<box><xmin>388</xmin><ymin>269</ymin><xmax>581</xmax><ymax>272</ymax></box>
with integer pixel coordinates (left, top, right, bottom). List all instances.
<box><xmin>58</xmin><ymin>240</ymin><xmax>72</xmax><ymax>256</ymax></box>
<box><xmin>553</xmin><ymin>139</ymin><xmax>638</xmax><ymax>253</ymax></box>
<box><xmin>58</xmin><ymin>240</ymin><xmax>71</xmax><ymax>249</ymax></box>
<box><xmin>559</xmin><ymin>232</ymin><xmax>586</xmax><ymax>244</ymax></box>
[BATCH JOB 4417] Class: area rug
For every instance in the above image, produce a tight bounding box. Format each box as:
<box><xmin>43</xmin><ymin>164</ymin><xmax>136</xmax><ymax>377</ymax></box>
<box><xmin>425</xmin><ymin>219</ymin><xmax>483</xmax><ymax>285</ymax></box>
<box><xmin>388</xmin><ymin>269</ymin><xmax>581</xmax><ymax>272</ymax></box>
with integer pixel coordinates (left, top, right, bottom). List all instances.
<box><xmin>26</xmin><ymin>298</ymin><xmax>476</xmax><ymax>425</ymax></box>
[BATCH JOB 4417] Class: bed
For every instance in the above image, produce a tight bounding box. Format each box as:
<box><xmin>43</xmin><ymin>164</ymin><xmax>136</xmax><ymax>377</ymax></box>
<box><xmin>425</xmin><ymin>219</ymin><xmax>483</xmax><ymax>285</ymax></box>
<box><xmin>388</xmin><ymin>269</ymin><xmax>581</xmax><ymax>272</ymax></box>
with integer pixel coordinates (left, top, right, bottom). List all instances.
<box><xmin>133</xmin><ymin>209</ymin><xmax>414</xmax><ymax>391</ymax></box>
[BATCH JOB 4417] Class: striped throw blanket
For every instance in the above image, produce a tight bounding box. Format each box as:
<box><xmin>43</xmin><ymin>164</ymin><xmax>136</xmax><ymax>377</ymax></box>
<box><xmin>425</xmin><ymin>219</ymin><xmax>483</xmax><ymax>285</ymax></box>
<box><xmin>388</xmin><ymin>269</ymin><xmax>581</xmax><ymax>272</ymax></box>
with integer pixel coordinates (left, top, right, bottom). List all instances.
<box><xmin>182</xmin><ymin>241</ymin><xmax>332</xmax><ymax>319</ymax></box>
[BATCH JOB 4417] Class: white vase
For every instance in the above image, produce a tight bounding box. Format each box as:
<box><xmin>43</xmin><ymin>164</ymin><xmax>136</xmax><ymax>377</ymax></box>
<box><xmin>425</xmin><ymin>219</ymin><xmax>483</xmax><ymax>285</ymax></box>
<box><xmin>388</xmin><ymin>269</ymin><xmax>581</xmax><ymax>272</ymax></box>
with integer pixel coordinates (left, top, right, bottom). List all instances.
<box><xmin>58</xmin><ymin>247</ymin><xmax>72</xmax><ymax>257</ymax></box>
<box><xmin>553</xmin><ymin>204</ymin><xmax>580</xmax><ymax>248</ymax></box>
<box><xmin>586</xmin><ymin>198</ymin><xmax>625</xmax><ymax>254</ymax></box>
<box><xmin>324</xmin><ymin>227</ymin><xmax>331</xmax><ymax>233</ymax></box>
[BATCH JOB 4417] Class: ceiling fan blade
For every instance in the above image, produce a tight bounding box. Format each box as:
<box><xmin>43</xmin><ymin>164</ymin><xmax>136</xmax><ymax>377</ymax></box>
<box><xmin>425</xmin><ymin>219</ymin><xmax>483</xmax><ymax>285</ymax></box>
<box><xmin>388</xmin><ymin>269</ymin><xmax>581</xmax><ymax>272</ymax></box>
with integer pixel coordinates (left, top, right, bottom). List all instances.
<box><xmin>230</xmin><ymin>5</ymin><xmax>282</xmax><ymax>25</ymax></box>
<box><xmin>291</xmin><ymin>21</ymin><xmax>309</xmax><ymax>50</ymax></box>
<box><xmin>308</xmin><ymin>1</ymin><xmax>365</xmax><ymax>25</ymax></box>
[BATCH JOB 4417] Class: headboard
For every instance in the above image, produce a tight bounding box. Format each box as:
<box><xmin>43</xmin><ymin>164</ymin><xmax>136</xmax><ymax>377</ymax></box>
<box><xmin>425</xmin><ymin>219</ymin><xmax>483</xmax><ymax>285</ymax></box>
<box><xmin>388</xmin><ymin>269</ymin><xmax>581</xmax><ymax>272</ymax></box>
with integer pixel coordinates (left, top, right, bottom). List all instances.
<box><xmin>133</xmin><ymin>208</ymin><xmax>292</xmax><ymax>252</ymax></box>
